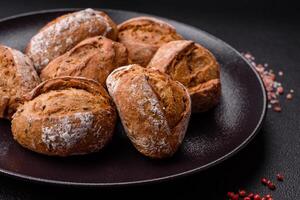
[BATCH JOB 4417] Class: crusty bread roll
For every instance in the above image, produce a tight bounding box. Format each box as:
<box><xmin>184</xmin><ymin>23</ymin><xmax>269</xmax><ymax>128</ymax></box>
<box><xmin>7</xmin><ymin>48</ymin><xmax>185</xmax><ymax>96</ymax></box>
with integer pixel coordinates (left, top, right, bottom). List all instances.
<box><xmin>26</xmin><ymin>8</ymin><xmax>118</xmax><ymax>73</ymax></box>
<box><xmin>117</xmin><ymin>17</ymin><xmax>183</xmax><ymax>67</ymax></box>
<box><xmin>11</xmin><ymin>77</ymin><xmax>117</xmax><ymax>156</ymax></box>
<box><xmin>0</xmin><ymin>45</ymin><xmax>40</xmax><ymax>119</ymax></box>
<box><xmin>148</xmin><ymin>40</ymin><xmax>221</xmax><ymax>112</ymax></box>
<box><xmin>40</xmin><ymin>36</ymin><xmax>128</xmax><ymax>86</ymax></box>
<box><xmin>106</xmin><ymin>64</ymin><xmax>191</xmax><ymax>159</ymax></box>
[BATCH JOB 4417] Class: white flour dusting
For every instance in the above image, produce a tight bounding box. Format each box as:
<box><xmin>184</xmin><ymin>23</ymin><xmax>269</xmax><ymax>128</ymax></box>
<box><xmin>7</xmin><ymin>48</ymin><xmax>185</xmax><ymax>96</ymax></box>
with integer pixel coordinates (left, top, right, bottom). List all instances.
<box><xmin>131</xmin><ymin>75</ymin><xmax>170</xmax><ymax>134</ymax></box>
<box><xmin>41</xmin><ymin>112</ymin><xmax>94</xmax><ymax>150</ymax></box>
<box><xmin>28</xmin><ymin>8</ymin><xmax>113</xmax><ymax>70</ymax></box>
<box><xmin>10</xmin><ymin>47</ymin><xmax>40</xmax><ymax>90</ymax></box>
<box><xmin>107</xmin><ymin>65</ymin><xmax>186</xmax><ymax>155</ymax></box>
<box><xmin>106</xmin><ymin>64</ymin><xmax>134</xmax><ymax>94</ymax></box>
<box><xmin>129</xmin><ymin>135</ymin><xmax>172</xmax><ymax>155</ymax></box>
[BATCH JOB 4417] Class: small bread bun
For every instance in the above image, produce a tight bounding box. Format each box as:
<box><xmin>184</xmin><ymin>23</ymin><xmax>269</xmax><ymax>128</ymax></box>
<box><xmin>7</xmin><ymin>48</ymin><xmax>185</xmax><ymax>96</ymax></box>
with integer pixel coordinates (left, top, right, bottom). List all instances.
<box><xmin>0</xmin><ymin>45</ymin><xmax>40</xmax><ymax>119</ymax></box>
<box><xmin>11</xmin><ymin>77</ymin><xmax>117</xmax><ymax>156</ymax></box>
<box><xmin>148</xmin><ymin>40</ymin><xmax>221</xmax><ymax>112</ymax></box>
<box><xmin>26</xmin><ymin>8</ymin><xmax>118</xmax><ymax>73</ymax></box>
<box><xmin>106</xmin><ymin>64</ymin><xmax>191</xmax><ymax>159</ymax></box>
<box><xmin>117</xmin><ymin>17</ymin><xmax>183</xmax><ymax>66</ymax></box>
<box><xmin>40</xmin><ymin>36</ymin><xmax>128</xmax><ymax>86</ymax></box>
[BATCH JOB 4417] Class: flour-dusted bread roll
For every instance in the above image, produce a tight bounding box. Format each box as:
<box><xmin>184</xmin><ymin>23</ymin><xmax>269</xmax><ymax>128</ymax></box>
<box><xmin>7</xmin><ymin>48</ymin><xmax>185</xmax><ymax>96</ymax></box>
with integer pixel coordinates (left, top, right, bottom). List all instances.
<box><xmin>0</xmin><ymin>45</ymin><xmax>40</xmax><ymax>119</ymax></box>
<box><xmin>40</xmin><ymin>36</ymin><xmax>128</xmax><ymax>86</ymax></box>
<box><xmin>148</xmin><ymin>40</ymin><xmax>221</xmax><ymax>113</ymax></box>
<box><xmin>106</xmin><ymin>64</ymin><xmax>191</xmax><ymax>159</ymax></box>
<box><xmin>12</xmin><ymin>77</ymin><xmax>117</xmax><ymax>156</ymax></box>
<box><xmin>117</xmin><ymin>17</ymin><xmax>183</xmax><ymax>67</ymax></box>
<box><xmin>26</xmin><ymin>8</ymin><xmax>118</xmax><ymax>73</ymax></box>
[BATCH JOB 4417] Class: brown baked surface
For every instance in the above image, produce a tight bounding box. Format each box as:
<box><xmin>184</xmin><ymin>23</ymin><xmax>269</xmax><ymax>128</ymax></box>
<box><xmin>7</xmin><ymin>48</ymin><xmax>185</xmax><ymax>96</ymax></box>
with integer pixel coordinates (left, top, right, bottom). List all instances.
<box><xmin>0</xmin><ymin>45</ymin><xmax>40</xmax><ymax>119</ymax></box>
<box><xmin>106</xmin><ymin>64</ymin><xmax>191</xmax><ymax>158</ymax></box>
<box><xmin>26</xmin><ymin>8</ymin><xmax>118</xmax><ymax>73</ymax></box>
<box><xmin>40</xmin><ymin>36</ymin><xmax>128</xmax><ymax>86</ymax></box>
<box><xmin>148</xmin><ymin>40</ymin><xmax>221</xmax><ymax>112</ymax></box>
<box><xmin>117</xmin><ymin>17</ymin><xmax>183</xmax><ymax>66</ymax></box>
<box><xmin>11</xmin><ymin>76</ymin><xmax>117</xmax><ymax>156</ymax></box>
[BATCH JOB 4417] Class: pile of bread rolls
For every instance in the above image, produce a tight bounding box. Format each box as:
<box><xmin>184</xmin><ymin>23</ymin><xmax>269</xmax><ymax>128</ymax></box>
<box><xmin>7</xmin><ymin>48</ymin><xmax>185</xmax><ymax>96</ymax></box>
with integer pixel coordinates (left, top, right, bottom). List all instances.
<box><xmin>0</xmin><ymin>9</ymin><xmax>221</xmax><ymax>159</ymax></box>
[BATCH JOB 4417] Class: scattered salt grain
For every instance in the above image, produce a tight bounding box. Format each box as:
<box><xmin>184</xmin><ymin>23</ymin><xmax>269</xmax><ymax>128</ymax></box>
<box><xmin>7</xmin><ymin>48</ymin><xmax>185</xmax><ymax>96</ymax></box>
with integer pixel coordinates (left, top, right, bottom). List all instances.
<box><xmin>273</xmin><ymin>105</ymin><xmax>282</xmax><ymax>112</ymax></box>
<box><xmin>242</xmin><ymin>52</ymin><xmax>294</xmax><ymax>112</ymax></box>
<box><xmin>286</xmin><ymin>93</ymin><xmax>293</xmax><ymax>100</ymax></box>
<box><xmin>277</xmin><ymin>86</ymin><xmax>284</xmax><ymax>94</ymax></box>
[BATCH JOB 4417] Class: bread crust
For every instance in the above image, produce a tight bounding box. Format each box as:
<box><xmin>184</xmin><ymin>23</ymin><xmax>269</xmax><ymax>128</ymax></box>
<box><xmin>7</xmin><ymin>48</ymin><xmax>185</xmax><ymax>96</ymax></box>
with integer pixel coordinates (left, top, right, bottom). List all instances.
<box><xmin>26</xmin><ymin>8</ymin><xmax>118</xmax><ymax>73</ymax></box>
<box><xmin>40</xmin><ymin>36</ymin><xmax>128</xmax><ymax>86</ymax></box>
<box><xmin>0</xmin><ymin>45</ymin><xmax>40</xmax><ymax>119</ymax></box>
<box><xmin>148</xmin><ymin>40</ymin><xmax>221</xmax><ymax>112</ymax></box>
<box><xmin>117</xmin><ymin>17</ymin><xmax>183</xmax><ymax>66</ymax></box>
<box><xmin>11</xmin><ymin>76</ymin><xmax>117</xmax><ymax>156</ymax></box>
<box><xmin>106</xmin><ymin>64</ymin><xmax>191</xmax><ymax>159</ymax></box>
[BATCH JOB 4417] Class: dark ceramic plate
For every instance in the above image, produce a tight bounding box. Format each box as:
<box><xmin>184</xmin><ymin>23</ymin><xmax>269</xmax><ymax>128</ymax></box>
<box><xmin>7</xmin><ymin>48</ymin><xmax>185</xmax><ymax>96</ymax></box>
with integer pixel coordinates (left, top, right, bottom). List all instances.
<box><xmin>0</xmin><ymin>9</ymin><xmax>266</xmax><ymax>186</ymax></box>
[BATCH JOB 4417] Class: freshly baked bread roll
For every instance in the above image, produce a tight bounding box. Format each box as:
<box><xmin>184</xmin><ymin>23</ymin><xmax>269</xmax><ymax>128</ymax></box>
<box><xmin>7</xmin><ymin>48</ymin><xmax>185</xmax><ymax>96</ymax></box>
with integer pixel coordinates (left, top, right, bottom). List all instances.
<box><xmin>40</xmin><ymin>36</ymin><xmax>128</xmax><ymax>86</ymax></box>
<box><xmin>117</xmin><ymin>17</ymin><xmax>183</xmax><ymax>67</ymax></box>
<box><xmin>11</xmin><ymin>77</ymin><xmax>117</xmax><ymax>156</ymax></box>
<box><xmin>26</xmin><ymin>8</ymin><xmax>118</xmax><ymax>73</ymax></box>
<box><xmin>106</xmin><ymin>64</ymin><xmax>191</xmax><ymax>159</ymax></box>
<box><xmin>148</xmin><ymin>40</ymin><xmax>221</xmax><ymax>113</ymax></box>
<box><xmin>0</xmin><ymin>45</ymin><xmax>40</xmax><ymax>119</ymax></box>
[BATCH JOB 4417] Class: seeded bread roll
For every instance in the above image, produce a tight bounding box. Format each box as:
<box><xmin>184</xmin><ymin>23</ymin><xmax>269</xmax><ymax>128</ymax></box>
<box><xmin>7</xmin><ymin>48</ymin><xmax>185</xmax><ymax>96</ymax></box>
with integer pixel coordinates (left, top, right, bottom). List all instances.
<box><xmin>106</xmin><ymin>64</ymin><xmax>191</xmax><ymax>159</ymax></box>
<box><xmin>40</xmin><ymin>36</ymin><xmax>128</xmax><ymax>86</ymax></box>
<box><xmin>117</xmin><ymin>17</ymin><xmax>183</xmax><ymax>67</ymax></box>
<box><xmin>12</xmin><ymin>77</ymin><xmax>117</xmax><ymax>156</ymax></box>
<box><xmin>26</xmin><ymin>8</ymin><xmax>118</xmax><ymax>73</ymax></box>
<box><xmin>148</xmin><ymin>40</ymin><xmax>221</xmax><ymax>112</ymax></box>
<box><xmin>0</xmin><ymin>45</ymin><xmax>40</xmax><ymax>119</ymax></box>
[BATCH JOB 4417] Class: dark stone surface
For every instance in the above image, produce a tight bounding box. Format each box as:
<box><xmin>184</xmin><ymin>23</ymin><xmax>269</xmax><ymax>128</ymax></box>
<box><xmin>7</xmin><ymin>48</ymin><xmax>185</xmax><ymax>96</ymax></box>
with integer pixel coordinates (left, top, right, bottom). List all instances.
<box><xmin>0</xmin><ymin>0</ymin><xmax>299</xmax><ymax>199</ymax></box>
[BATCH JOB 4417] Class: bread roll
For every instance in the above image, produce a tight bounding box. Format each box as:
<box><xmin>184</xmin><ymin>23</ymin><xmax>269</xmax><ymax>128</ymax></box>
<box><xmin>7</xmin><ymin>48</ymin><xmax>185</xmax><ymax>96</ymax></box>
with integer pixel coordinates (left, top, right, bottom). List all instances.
<box><xmin>12</xmin><ymin>77</ymin><xmax>116</xmax><ymax>156</ymax></box>
<box><xmin>0</xmin><ymin>45</ymin><xmax>40</xmax><ymax>119</ymax></box>
<box><xmin>106</xmin><ymin>64</ymin><xmax>191</xmax><ymax>159</ymax></box>
<box><xmin>26</xmin><ymin>8</ymin><xmax>118</xmax><ymax>73</ymax></box>
<box><xmin>40</xmin><ymin>36</ymin><xmax>128</xmax><ymax>86</ymax></box>
<box><xmin>148</xmin><ymin>40</ymin><xmax>221</xmax><ymax>112</ymax></box>
<box><xmin>117</xmin><ymin>17</ymin><xmax>183</xmax><ymax>67</ymax></box>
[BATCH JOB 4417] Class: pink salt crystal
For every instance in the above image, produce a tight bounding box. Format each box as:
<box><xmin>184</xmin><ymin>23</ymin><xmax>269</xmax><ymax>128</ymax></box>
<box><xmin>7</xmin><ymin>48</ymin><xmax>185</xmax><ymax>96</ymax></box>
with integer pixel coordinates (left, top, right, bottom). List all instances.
<box><xmin>269</xmin><ymin>73</ymin><xmax>276</xmax><ymax>81</ymax></box>
<box><xmin>273</xmin><ymin>106</ymin><xmax>282</xmax><ymax>112</ymax></box>
<box><xmin>256</xmin><ymin>67</ymin><xmax>264</xmax><ymax>73</ymax></box>
<box><xmin>277</xmin><ymin>86</ymin><xmax>284</xmax><ymax>94</ymax></box>
<box><xmin>271</xmin><ymin>93</ymin><xmax>276</xmax><ymax>99</ymax></box>
<box><xmin>242</xmin><ymin>52</ymin><xmax>291</xmax><ymax>113</ymax></box>
<box><xmin>257</xmin><ymin>64</ymin><xmax>264</xmax><ymax>68</ymax></box>
<box><xmin>268</xmin><ymin>95</ymin><xmax>272</xmax><ymax>101</ymax></box>
<box><xmin>286</xmin><ymin>93</ymin><xmax>293</xmax><ymax>100</ymax></box>
<box><xmin>245</xmin><ymin>54</ymin><xmax>251</xmax><ymax>59</ymax></box>
<box><xmin>270</xmin><ymin>99</ymin><xmax>279</xmax><ymax>104</ymax></box>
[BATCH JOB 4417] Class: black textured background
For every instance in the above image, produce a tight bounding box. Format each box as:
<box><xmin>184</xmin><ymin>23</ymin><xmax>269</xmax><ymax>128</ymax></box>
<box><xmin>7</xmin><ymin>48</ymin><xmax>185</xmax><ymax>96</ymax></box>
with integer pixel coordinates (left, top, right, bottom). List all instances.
<box><xmin>0</xmin><ymin>0</ymin><xmax>299</xmax><ymax>199</ymax></box>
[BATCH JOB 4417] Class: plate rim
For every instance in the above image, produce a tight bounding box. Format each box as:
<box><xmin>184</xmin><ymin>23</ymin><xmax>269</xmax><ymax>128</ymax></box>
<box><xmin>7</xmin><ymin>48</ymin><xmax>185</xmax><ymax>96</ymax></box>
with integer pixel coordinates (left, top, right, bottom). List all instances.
<box><xmin>0</xmin><ymin>8</ymin><xmax>267</xmax><ymax>187</ymax></box>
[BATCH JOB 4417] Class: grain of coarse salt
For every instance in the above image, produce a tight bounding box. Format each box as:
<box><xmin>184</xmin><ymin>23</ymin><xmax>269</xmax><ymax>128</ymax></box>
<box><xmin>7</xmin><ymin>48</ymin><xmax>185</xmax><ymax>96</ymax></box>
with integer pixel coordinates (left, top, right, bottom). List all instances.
<box><xmin>242</xmin><ymin>52</ymin><xmax>294</xmax><ymax>112</ymax></box>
